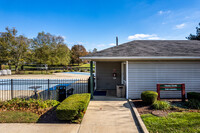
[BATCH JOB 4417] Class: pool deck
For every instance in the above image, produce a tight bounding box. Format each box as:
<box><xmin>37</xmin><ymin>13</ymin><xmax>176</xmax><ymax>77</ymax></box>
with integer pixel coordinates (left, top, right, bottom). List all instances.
<box><xmin>0</xmin><ymin>73</ymin><xmax>90</xmax><ymax>79</ymax></box>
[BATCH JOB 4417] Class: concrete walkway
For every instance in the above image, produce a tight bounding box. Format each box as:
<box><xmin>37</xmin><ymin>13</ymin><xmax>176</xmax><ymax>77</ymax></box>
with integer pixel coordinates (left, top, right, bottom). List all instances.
<box><xmin>79</xmin><ymin>96</ymin><xmax>140</xmax><ymax>133</ymax></box>
<box><xmin>0</xmin><ymin>123</ymin><xmax>80</xmax><ymax>133</ymax></box>
<box><xmin>0</xmin><ymin>96</ymin><xmax>140</xmax><ymax>133</ymax></box>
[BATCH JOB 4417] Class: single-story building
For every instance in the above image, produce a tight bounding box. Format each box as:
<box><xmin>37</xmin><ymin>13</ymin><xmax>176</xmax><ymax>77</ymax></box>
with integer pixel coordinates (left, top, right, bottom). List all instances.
<box><xmin>81</xmin><ymin>40</ymin><xmax>200</xmax><ymax>99</ymax></box>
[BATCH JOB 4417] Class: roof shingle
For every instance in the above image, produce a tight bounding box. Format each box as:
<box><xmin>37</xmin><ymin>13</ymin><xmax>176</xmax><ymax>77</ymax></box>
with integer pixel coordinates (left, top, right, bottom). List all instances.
<box><xmin>84</xmin><ymin>40</ymin><xmax>200</xmax><ymax>57</ymax></box>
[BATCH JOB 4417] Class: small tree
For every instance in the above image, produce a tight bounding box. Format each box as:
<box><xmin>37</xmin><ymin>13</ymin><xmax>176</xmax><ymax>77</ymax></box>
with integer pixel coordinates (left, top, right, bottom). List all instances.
<box><xmin>71</xmin><ymin>45</ymin><xmax>88</xmax><ymax>65</ymax></box>
<box><xmin>186</xmin><ymin>23</ymin><xmax>200</xmax><ymax>40</ymax></box>
<box><xmin>11</xmin><ymin>35</ymin><xmax>30</xmax><ymax>72</ymax></box>
<box><xmin>0</xmin><ymin>28</ymin><xmax>11</xmax><ymax>69</ymax></box>
<box><xmin>92</xmin><ymin>48</ymin><xmax>97</xmax><ymax>53</ymax></box>
<box><xmin>32</xmin><ymin>32</ymin><xmax>71</xmax><ymax>65</ymax></box>
<box><xmin>0</xmin><ymin>27</ymin><xmax>30</xmax><ymax>72</ymax></box>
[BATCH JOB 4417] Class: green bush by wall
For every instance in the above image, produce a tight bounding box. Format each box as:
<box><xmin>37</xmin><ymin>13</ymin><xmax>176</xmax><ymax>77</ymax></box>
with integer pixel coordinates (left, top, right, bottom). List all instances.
<box><xmin>141</xmin><ymin>91</ymin><xmax>158</xmax><ymax>105</ymax></box>
<box><xmin>187</xmin><ymin>92</ymin><xmax>200</xmax><ymax>102</ymax></box>
<box><xmin>187</xmin><ymin>99</ymin><xmax>200</xmax><ymax>109</ymax></box>
<box><xmin>56</xmin><ymin>93</ymin><xmax>90</xmax><ymax>123</ymax></box>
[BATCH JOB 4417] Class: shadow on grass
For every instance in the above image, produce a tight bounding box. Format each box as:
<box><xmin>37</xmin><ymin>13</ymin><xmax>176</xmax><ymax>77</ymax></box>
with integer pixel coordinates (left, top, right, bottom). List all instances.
<box><xmin>36</xmin><ymin>106</ymin><xmax>71</xmax><ymax>124</ymax></box>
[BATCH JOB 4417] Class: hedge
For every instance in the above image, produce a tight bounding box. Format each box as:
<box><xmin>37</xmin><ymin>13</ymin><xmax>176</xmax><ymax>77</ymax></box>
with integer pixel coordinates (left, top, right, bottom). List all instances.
<box><xmin>141</xmin><ymin>91</ymin><xmax>158</xmax><ymax>105</ymax></box>
<box><xmin>56</xmin><ymin>93</ymin><xmax>90</xmax><ymax>122</ymax></box>
<box><xmin>187</xmin><ymin>92</ymin><xmax>200</xmax><ymax>102</ymax></box>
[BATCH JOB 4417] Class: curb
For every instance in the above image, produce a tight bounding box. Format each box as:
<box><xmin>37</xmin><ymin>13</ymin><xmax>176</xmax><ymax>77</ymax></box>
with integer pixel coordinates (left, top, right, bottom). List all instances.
<box><xmin>128</xmin><ymin>99</ymin><xmax>149</xmax><ymax>133</ymax></box>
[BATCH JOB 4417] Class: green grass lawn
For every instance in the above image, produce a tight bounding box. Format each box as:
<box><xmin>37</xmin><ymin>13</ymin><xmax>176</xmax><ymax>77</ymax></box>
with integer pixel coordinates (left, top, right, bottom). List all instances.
<box><xmin>0</xmin><ymin>111</ymin><xmax>39</xmax><ymax>123</ymax></box>
<box><xmin>141</xmin><ymin>112</ymin><xmax>200</xmax><ymax>133</ymax></box>
<box><xmin>11</xmin><ymin>70</ymin><xmax>55</xmax><ymax>75</ymax></box>
<box><xmin>77</xmin><ymin>63</ymin><xmax>95</xmax><ymax>68</ymax></box>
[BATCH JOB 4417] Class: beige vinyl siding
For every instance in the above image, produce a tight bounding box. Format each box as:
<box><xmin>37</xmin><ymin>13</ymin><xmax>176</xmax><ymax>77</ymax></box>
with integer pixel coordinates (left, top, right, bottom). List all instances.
<box><xmin>96</xmin><ymin>62</ymin><xmax>121</xmax><ymax>90</ymax></box>
<box><xmin>128</xmin><ymin>61</ymin><xmax>200</xmax><ymax>99</ymax></box>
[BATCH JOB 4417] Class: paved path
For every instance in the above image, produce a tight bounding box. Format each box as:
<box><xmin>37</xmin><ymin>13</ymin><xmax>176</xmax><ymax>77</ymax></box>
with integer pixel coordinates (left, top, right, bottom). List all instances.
<box><xmin>79</xmin><ymin>96</ymin><xmax>140</xmax><ymax>133</ymax></box>
<box><xmin>0</xmin><ymin>96</ymin><xmax>140</xmax><ymax>133</ymax></box>
<box><xmin>0</xmin><ymin>123</ymin><xmax>80</xmax><ymax>133</ymax></box>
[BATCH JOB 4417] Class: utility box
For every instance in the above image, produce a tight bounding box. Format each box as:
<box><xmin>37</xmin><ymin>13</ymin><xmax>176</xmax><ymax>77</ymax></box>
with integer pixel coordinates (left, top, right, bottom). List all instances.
<box><xmin>116</xmin><ymin>84</ymin><xmax>125</xmax><ymax>98</ymax></box>
<box><xmin>57</xmin><ymin>86</ymin><xmax>66</xmax><ymax>102</ymax></box>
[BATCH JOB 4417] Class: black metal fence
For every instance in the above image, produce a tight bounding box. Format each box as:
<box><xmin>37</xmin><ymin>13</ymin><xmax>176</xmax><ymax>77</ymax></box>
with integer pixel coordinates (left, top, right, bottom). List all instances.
<box><xmin>0</xmin><ymin>79</ymin><xmax>89</xmax><ymax>101</ymax></box>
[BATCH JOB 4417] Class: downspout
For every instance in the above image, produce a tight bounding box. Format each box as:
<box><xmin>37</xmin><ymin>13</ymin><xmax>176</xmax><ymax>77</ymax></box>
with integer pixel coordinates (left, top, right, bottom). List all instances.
<box><xmin>126</xmin><ymin>61</ymin><xmax>129</xmax><ymax>99</ymax></box>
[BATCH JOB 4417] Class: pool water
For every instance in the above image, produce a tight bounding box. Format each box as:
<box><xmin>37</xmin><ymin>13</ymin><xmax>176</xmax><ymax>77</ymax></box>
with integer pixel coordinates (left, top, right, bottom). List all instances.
<box><xmin>0</xmin><ymin>79</ymin><xmax>77</xmax><ymax>90</ymax></box>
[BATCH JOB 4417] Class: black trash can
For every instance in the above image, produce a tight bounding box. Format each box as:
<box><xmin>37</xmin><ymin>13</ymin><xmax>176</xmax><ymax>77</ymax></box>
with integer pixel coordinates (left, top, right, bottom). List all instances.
<box><xmin>57</xmin><ymin>86</ymin><xmax>66</xmax><ymax>102</ymax></box>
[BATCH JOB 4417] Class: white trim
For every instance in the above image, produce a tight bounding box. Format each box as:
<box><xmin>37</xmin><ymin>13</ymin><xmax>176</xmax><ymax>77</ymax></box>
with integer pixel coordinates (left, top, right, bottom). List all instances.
<box><xmin>80</xmin><ymin>56</ymin><xmax>200</xmax><ymax>60</ymax></box>
<box><xmin>121</xmin><ymin>62</ymin><xmax>123</xmax><ymax>84</ymax></box>
<box><xmin>126</xmin><ymin>61</ymin><xmax>128</xmax><ymax>99</ymax></box>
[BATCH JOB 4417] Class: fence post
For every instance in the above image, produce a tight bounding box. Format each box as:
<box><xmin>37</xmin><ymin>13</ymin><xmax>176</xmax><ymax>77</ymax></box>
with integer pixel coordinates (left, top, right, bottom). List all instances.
<box><xmin>11</xmin><ymin>79</ymin><xmax>13</xmax><ymax>99</ymax></box>
<box><xmin>182</xmin><ymin>84</ymin><xmax>185</xmax><ymax>102</ymax></box>
<box><xmin>90</xmin><ymin>61</ymin><xmax>94</xmax><ymax>99</ymax></box>
<box><xmin>88</xmin><ymin>77</ymin><xmax>90</xmax><ymax>93</ymax></box>
<box><xmin>48</xmin><ymin>79</ymin><xmax>50</xmax><ymax>99</ymax></box>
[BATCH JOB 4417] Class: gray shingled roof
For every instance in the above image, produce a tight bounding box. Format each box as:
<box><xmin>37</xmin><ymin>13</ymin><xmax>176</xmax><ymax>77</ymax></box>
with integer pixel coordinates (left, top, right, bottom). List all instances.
<box><xmin>84</xmin><ymin>40</ymin><xmax>200</xmax><ymax>57</ymax></box>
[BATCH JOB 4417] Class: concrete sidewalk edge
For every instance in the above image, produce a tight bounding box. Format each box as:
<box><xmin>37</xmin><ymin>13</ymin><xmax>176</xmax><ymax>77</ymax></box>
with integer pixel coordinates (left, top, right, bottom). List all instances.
<box><xmin>128</xmin><ymin>99</ymin><xmax>149</xmax><ymax>133</ymax></box>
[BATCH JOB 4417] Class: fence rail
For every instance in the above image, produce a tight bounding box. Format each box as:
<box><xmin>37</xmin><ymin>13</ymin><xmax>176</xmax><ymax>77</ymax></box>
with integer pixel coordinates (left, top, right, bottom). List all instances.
<box><xmin>0</xmin><ymin>79</ymin><xmax>89</xmax><ymax>101</ymax></box>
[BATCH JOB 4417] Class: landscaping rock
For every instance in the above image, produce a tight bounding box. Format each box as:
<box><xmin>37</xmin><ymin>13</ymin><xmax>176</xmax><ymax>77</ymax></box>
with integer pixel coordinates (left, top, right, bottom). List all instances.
<box><xmin>152</xmin><ymin>110</ymin><xmax>168</xmax><ymax>117</ymax></box>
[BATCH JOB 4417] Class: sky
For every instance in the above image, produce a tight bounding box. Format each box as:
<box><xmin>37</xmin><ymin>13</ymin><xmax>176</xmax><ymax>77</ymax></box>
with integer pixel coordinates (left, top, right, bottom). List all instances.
<box><xmin>0</xmin><ymin>0</ymin><xmax>200</xmax><ymax>51</ymax></box>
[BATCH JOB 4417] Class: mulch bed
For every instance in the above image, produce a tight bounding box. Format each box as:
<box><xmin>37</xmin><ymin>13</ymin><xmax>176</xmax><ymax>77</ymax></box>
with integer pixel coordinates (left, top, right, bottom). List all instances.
<box><xmin>132</xmin><ymin>99</ymin><xmax>200</xmax><ymax>117</ymax></box>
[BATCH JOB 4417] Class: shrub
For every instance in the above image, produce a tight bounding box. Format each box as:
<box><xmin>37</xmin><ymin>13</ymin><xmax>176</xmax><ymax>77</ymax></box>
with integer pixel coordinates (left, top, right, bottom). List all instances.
<box><xmin>187</xmin><ymin>99</ymin><xmax>200</xmax><ymax>109</ymax></box>
<box><xmin>0</xmin><ymin>98</ymin><xmax>60</xmax><ymax>110</ymax></box>
<box><xmin>187</xmin><ymin>92</ymin><xmax>200</xmax><ymax>102</ymax></box>
<box><xmin>56</xmin><ymin>93</ymin><xmax>90</xmax><ymax>123</ymax></box>
<box><xmin>54</xmin><ymin>70</ymin><xmax>63</xmax><ymax>73</ymax></box>
<box><xmin>80</xmin><ymin>69</ymin><xmax>85</xmax><ymax>72</ymax></box>
<box><xmin>141</xmin><ymin>91</ymin><xmax>158</xmax><ymax>105</ymax></box>
<box><xmin>152</xmin><ymin>101</ymin><xmax>171</xmax><ymax>110</ymax></box>
<box><xmin>49</xmin><ymin>71</ymin><xmax>54</xmax><ymax>74</ymax></box>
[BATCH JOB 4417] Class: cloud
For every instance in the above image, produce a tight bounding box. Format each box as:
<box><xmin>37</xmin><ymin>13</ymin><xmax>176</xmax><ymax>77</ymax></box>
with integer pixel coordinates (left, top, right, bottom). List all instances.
<box><xmin>128</xmin><ymin>34</ymin><xmax>161</xmax><ymax>40</ymax></box>
<box><xmin>109</xmin><ymin>43</ymin><xmax>115</xmax><ymax>46</ymax></box>
<box><xmin>158</xmin><ymin>10</ymin><xmax>171</xmax><ymax>15</ymax></box>
<box><xmin>175</xmin><ymin>23</ymin><xmax>186</xmax><ymax>29</ymax></box>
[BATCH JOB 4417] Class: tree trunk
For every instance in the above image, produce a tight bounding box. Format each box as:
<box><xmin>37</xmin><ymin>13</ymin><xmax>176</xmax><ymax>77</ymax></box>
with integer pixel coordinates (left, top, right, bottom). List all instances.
<box><xmin>15</xmin><ymin>65</ymin><xmax>19</xmax><ymax>73</ymax></box>
<box><xmin>9</xmin><ymin>64</ymin><xmax>11</xmax><ymax>70</ymax></box>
